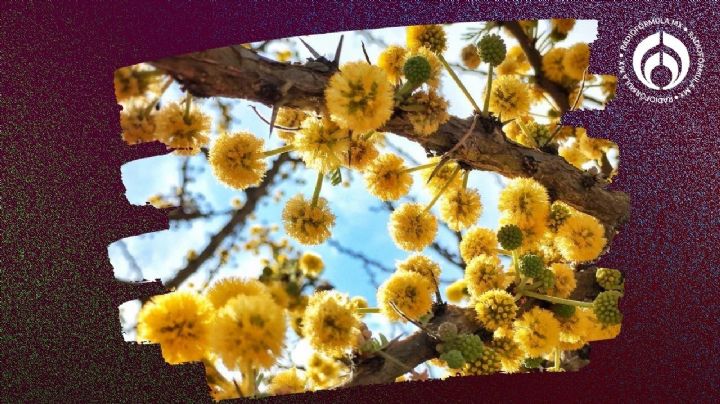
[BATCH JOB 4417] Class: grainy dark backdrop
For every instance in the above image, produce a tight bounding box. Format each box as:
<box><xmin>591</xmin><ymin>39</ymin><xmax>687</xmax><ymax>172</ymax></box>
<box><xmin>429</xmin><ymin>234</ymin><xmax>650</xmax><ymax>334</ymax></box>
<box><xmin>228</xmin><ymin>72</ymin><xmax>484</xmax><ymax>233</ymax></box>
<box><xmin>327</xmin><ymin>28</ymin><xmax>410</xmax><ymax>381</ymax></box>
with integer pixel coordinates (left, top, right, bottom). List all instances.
<box><xmin>1</xmin><ymin>1</ymin><xmax>718</xmax><ymax>402</ymax></box>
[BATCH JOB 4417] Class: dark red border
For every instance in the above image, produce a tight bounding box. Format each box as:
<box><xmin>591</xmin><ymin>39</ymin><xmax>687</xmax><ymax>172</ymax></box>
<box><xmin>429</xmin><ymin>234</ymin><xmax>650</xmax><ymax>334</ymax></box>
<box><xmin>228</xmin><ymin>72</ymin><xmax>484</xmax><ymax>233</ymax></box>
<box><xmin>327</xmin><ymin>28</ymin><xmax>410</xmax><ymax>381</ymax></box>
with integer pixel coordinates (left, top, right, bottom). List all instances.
<box><xmin>2</xmin><ymin>1</ymin><xmax>718</xmax><ymax>402</ymax></box>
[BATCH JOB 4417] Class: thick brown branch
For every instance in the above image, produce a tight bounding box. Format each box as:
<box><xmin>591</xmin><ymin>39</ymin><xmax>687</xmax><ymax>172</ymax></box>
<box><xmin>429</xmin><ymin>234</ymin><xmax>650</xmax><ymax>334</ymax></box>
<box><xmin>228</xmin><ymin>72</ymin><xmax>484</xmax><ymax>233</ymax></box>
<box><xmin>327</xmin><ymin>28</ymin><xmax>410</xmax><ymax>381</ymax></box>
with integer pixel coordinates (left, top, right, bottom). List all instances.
<box><xmin>164</xmin><ymin>153</ymin><xmax>290</xmax><ymax>290</ymax></box>
<box><xmin>150</xmin><ymin>47</ymin><xmax>628</xmax><ymax>233</ymax></box>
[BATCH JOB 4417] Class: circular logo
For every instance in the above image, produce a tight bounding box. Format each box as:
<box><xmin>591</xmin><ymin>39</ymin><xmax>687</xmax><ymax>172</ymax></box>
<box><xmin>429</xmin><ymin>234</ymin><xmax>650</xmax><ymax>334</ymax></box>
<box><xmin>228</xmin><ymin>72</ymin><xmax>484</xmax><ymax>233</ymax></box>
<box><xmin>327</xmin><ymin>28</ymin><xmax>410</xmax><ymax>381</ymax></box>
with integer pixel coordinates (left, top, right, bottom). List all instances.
<box><xmin>618</xmin><ymin>18</ymin><xmax>704</xmax><ymax>103</ymax></box>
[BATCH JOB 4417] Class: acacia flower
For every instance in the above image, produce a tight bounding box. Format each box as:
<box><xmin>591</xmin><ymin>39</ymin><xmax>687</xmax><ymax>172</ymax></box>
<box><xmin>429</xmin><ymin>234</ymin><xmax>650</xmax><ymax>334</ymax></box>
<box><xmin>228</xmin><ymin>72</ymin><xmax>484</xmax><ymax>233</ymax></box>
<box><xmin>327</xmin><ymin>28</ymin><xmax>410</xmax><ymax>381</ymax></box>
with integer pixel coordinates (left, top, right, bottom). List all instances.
<box><xmin>377</xmin><ymin>45</ymin><xmax>407</xmax><ymax>83</ymax></box>
<box><xmin>555</xmin><ymin>211</ymin><xmax>606</xmax><ymax>262</ymax></box>
<box><xmin>120</xmin><ymin>103</ymin><xmax>157</xmax><ymax>145</ymax></box>
<box><xmin>388</xmin><ymin>202</ymin><xmax>438</xmax><ymax>251</ymax></box>
<box><xmin>396</xmin><ymin>254</ymin><xmax>441</xmax><ymax>283</ymax></box>
<box><xmin>487</xmin><ymin>75</ymin><xmax>531</xmax><ymax>120</ymax></box>
<box><xmin>542</xmin><ymin>47</ymin><xmax>567</xmax><ymax>83</ymax></box>
<box><xmin>406</xmin><ymin>89</ymin><xmax>450</xmax><ymax>136</ymax></box>
<box><xmin>512</xmin><ymin>307</ymin><xmax>561</xmax><ymax>357</ymax></box>
<box><xmin>498</xmin><ymin>177</ymin><xmax>550</xmax><ymax>228</ymax></box>
<box><xmin>275</xmin><ymin>107</ymin><xmax>308</xmax><ymax>143</ymax></box>
<box><xmin>306</xmin><ymin>352</ymin><xmax>344</xmax><ymax>390</ymax></box>
<box><xmin>209</xmin><ymin>131</ymin><xmax>267</xmax><ymax>190</ymax></box>
<box><xmin>406</xmin><ymin>24</ymin><xmax>447</xmax><ymax>54</ymax></box>
<box><xmin>282</xmin><ymin>194</ymin><xmax>335</xmax><ymax>245</ymax></box>
<box><xmin>496</xmin><ymin>45</ymin><xmax>531</xmax><ymax>76</ymax></box>
<box><xmin>295</xmin><ymin>116</ymin><xmax>350</xmax><ymax>173</ymax></box>
<box><xmin>325</xmin><ymin>62</ymin><xmax>394</xmax><ymax>133</ymax></box>
<box><xmin>459</xmin><ymin>226</ymin><xmax>498</xmax><ymax>263</ymax></box>
<box><xmin>205</xmin><ymin>277</ymin><xmax>271</xmax><ymax>309</ymax></box>
<box><xmin>464</xmin><ymin>254</ymin><xmax>507</xmax><ymax>297</ymax></box>
<box><xmin>364</xmin><ymin>153</ymin><xmax>413</xmax><ymax>201</ymax></box>
<box><xmin>408</xmin><ymin>47</ymin><xmax>442</xmax><ymax>88</ymax></box>
<box><xmin>490</xmin><ymin>329</ymin><xmax>524</xmax><ymax>373</ymax></box>
<box><xmin>446</xmin><ymin>279</ymin><xmax>467</xmax><ymax>303</ymax></box>
<box><xmin>299</xmin><ymin>251</ymin><xmax>324</xmax><ymax>278</ymax></box>
<box><xmin>267</xmin><ymin>368</ymin><xmax>307</xmax><ymax>396</ymax></box>
<box><xmin>439</xmin><ymin>187</ymin><xmax>482</xmax><ymax>231</ymax></box>
<box><xmin>547</xmin><ymin>263</ymin><xmax>577</xmax><ymax>298</ymax></box>
<box><xmin>563</xmin><ymin>42</ymin><xmax>591</xmax><ymax>81</ymax></box>
<box><xmin>461</xmin><ymin>44</ymin><xmax>481</xmax><ymax>69</ymax></box>
<box><xmin>420</xmin><ymin>157</ymin><xmax>462</xmax><ymax>194</ymax></box>
<box><xmin>344</xmin><ymin>136</ymin><xmax>379</xmax><ymax>171</ymax></box>
<box><xmin>378</xmin><ymin>271</ymin><xmax>433</xmax><ymax>322</ymax></box>
<box><xmin>155</xmin><ymin>102</ymin><xmax>211</xmax><ymax>155</ymax></box>
<box><xmin>137</xmin><ymin>290</ymin><xmax>214</xmax><ymax>364</ymax></box>
<box><xmin>475</xmin><ymin>289</ymin><xmax>518</xmax><ymax>331</ymax></box>
<box><xmin>302</xmin><ymin>290</ymin><xmax>361</xmax><ymax>356</ymax></box>
<box><xmin>114</xmin><ymin>64</ymin><xmax>162</xmax><ymax>101</ymax></box>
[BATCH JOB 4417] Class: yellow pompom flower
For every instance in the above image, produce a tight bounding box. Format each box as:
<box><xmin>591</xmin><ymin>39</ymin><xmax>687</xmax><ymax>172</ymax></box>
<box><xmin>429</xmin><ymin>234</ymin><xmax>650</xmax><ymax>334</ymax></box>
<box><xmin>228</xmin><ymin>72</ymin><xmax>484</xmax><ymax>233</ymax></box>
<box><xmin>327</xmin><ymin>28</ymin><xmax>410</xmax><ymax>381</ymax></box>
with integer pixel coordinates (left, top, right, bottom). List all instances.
<box><xmin>209</xmin><ymin>131</ymin><xmax>267</xmax><ymax>190</ymax></box>
<box><xmin>406</xmin><ymin>89</ymin><xmax>450</xmax><ymax>136</ymax></box>
<box><xmin>547</xmin><ymin>263</ymin><xmax>577</xmax><ymax>298</ymax></box>
<box><xmin>490</xmin><ymin>329</ymin><xmax>524</xmax><ymax>373</ymax></box>
<box><xmin>578</xmin><ymin>133</ymin><xmax>616</xmax><ymax>161</ymax></box>
<box><xmin>555</xmin><ymin>211</ymin><xmax>606</xmax><ymax>262</ymax></box>
<box><xmin>205</xmin><ymin>277</ymin><xmax>271</xmax><ymax>309</ymax></box>
<box><xmin>303</xmin><ymin>291</ymin><xmax>361</xmax><ymax>356</ymax></box>
<box><xmin>558</xmin><ymin>308</ymin><xmax>593</xmax><ymax>348</ymax></box>
<box><xmin>475</xmin><ymin>289</ymin><xmax>518</xmax><ymax>331</ymax></box>
<box><xmin>446</xmin><ymin>279</ymin><xmax>468</xmax><ymax>303</ymax></box>
<box><xmin>345</xmin><ymin>137</ymin><xmax>379</xmax><ymax>171</ymax></box>
<box><xmin>421</xmin><ymin>158</ymin><xmax>463</xmax><ymax>194</ymax></box>
<box><xmin>114</xmin><ymin>65</ymin><xmax>162</xmax><ymax>102</ymax></box>
<box><xmin>409</xmin><ymin>47</ymin><xmax>443</xmax><ymax>88</ymax></box>
<box><xmin>459</xmin><ymin>226</ymin><xmax>498</xmax><ymax>263</ymax></box>
<box><xmin>299</xmin><ymin>251</ymin><xmax>325</xmax><ymax>278</ymax></box>
<box><xmin>306</xmin><ymin>352</ymin><xmax>344</xmax><ymax>390</ymax></box>
<box><xmin>120</xmin><ymin>103</ymin><xmax>156</xmax><ymax>145</ymax></box>
<box><xmin>461</xmin><ymin>44</ymin><xmax>481</xmax><ymax>69</ymax></box>
<box><xmin>377</xmin><ymin>45</ymin><xmax>407</xmax><ymax>83</ymax></box>
<box><xmin>464</xmin><ymin>254</ymin><xmax>507</xmax><ymax>297</ymax></box>
<box><xmin>512</xmin><ymin>307</ymin><xmax>561</xmax><ymax>357</ymax></box>
<box><xmin>396</xmin><ymin>254</ymin><xmax>441</xmax><ymax>283</ymax></box>
<box><xmin>498</xmin><ymin>177</ymin><xmax>550</xmax><ymax>228</ymax></box>
<box><xmin>563</xmin><ymin>43</ymin><xmax>591</xmax><ymax>81</ymax></box>
<box><xmin>137</xmin><ymin>291</ymin><xmax>214</xmax><ymax>364</ymax></box>
<box><xmin>559</xmin><ymin>143</ymin><xmax>588</xmax><ymax>169</ymax></box>
<box><xmin>155</xmin><ymin>102</ymin><xmax>211</xmax><ymax>155</ymax></box>
<box><xmin>267</xmin><ymin>368</ymin><xmax>307</xmax><ymax>396</ymax></box>
<box><xmin>275</xmin><ymin>107</ymin><xmax>308</xmax><ymax>143</ymax></box>
<box><xmin>388</xmin><ymin>202</ymin><xmax>438</xmax><ymax>251</ymax></box>
<box><xmin>503</xmin><ymin>115</ymin><xmax>537</xmax><ymax>148</ymax></box>
<box><xmin>282</xmin><ymin>194</ymin><xmax>335</xmax><ymax>245</ymax></box>
<box><xmin>600</xmin><ymin>74</ymin><xmax>618</xmax><ymax>99</ymax></box>
<box><xmin>496</xmin><ymin>45</ymin><xmax>531</xmax><ymax>76</ymax></box>
<box><xmin>268</xmin><ymin>281</ymin><xmax>291</xmax><ymax>308</ymax></box>
<box><xmin>325</xmin><ymin>62</ymin><xmax>394</xmax><ymax>133</ymax></box>
<box><xmin>406</xmin><ymin>24</ymin><xmax>447</xmax><ymax>54</ymax></box>
<box><xmin>295</xmin><ymin>116</ymin><xmax>350</xmax><ymax>173</ymax></box>
<box><xmin>551</xmin><ymin>19</ymin><xmax>576</xmax><ymax>36</ymax></box>
<box><xmin>364</xmin><ymin>153</ymin><xmax>413</xmax><ymax>201</ymax></box>
<box><xmin>542</xmin><ymin>47</ymin><xmax>567</xmax><ymax>83</ymax></box>
<box><xmin>210</xmin><ymin>293</ymin><xmax>286</xmax><ymax>370</ymax></box>
<box><xmin>378</xmin><ymin>271</ymin><xmax>433</xmax><ymax>322</ymax></box>
<box><xmin>500</xmin><ymin>213</ymin><xmax>548</xmax><ymax>251</ymax></box>
<box><xmin>439</xmin><ymin>187</ymin><xmax>483</xmax><ymax>231</ymax></box>
<box><xmin>487</xmin><ymin>75</ymin><xmax>531</xmax><ymax>120</ymax></box>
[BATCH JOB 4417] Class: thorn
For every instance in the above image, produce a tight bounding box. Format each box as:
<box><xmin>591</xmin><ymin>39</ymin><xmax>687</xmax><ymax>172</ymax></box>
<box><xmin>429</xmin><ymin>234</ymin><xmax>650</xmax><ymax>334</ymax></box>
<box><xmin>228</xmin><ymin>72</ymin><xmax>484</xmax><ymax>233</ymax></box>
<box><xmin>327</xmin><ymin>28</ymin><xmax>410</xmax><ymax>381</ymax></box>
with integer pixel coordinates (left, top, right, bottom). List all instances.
<box><xmin>361</xmin><ymin>41</ymin><xmax>371</xmax><ymax>64</ymax></box>
<box><xmin>299</xmin><ymin>37</ymin><xmax>322</xmax><ymax>59</ymax></box>
<box><xmin>426</xmin><ymin>155</ymin><xmax>451</xmax><ymax>184</ymax></box>
<box><xmin>333</xmin><ymin>34</ymin><xmax>345</xmax><ymax>67</ymax></box>
<box><xmin>268</xmin><ymin>105</ymin><xmax>279</xmax><ymax>138</ymax></box>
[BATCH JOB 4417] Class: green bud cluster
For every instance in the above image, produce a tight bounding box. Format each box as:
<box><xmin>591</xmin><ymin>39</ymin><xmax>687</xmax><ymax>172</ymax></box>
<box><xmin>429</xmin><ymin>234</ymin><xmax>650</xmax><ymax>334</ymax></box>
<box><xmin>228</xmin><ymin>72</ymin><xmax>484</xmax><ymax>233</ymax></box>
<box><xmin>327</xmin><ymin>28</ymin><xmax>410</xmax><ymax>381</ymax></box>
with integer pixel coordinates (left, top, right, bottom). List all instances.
<box><xmin>596</xmin><ymin>268</ymin><xmax>623</xmax><ymax>290</ymax></box>
<box><xmin>440</xmin><ymin>349</ymin><xmax>466</xmax><ymax>369</ymax></box>
<box><xmin>593</xmin><ymin>290</ymin><xmax>623</xmax><ymax>325</ymax></box>
<box><xmin>403</xmin><ymin>55</ymin><xmax>431</xmax><ymax>84</ymax></box>
<box><xmin>497</xmin><ymin>224</ymin><xmax>523</xmax><ymax>250</ymax></box>
<box><xmin>477</xmin><ymin>34</ymin><xmax>507</xmax><ymax>67</ymax></box>
<box><xmin>519</xmin><ymin>254</ymin><xmax>545</xmax><ymax>278</ymax></box>
<box><xmin>552</xmin><ymin>304</ymin><xmax>576</xmax><ymax>319</ymax></box>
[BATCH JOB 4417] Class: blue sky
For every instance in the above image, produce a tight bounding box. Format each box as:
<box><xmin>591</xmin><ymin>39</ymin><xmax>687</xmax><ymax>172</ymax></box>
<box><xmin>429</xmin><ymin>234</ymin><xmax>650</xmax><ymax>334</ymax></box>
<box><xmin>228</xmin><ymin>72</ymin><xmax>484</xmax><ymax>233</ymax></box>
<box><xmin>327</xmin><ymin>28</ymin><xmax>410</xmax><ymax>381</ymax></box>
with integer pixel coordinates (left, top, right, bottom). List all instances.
<box><xmin>112</xmin><ymin>20</ymin><xmax>600</xmax><ymax>369</ymax></box>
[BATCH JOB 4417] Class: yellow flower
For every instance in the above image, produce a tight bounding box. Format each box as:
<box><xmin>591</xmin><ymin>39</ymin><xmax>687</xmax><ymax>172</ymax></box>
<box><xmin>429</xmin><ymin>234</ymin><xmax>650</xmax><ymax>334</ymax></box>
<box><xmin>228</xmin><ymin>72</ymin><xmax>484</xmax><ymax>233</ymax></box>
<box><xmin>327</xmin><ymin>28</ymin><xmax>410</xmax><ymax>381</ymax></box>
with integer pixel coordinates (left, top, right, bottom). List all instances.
<box><xmin>475</xmin><ymin>289</ymin><xmax>518</xmax><ymax>331</ymax></box>
<box><xmin>578</xmin><ymin>133</ymin><xmax>616</xmax><ymax>161</ymax></box>
<box><xmin>498</xmin><ymin>177</ymin><xmax>550</xmax><ymax>228</ymax></box>
<box><xmin>503</xmin><ymin>115</ymin><xmax>537</xmax><ymax>148</ymax></box>
<box><xmin>408</xmin><ymin>47</ymin><xmax>443</xmax><ymax>88</ymax></box>
<box><xmin>155</xmin><ymin>102</ymin><xmax>211</xmax><ymax>155</ymax></box>
<box><xmin>490</xmin><ymin>329</ymin><xmax>524</xmax><ymax>373</ymax></box>
<box><xmin>306</xmin><ymin>352</ymin><xmax>344</xmax><ymax>390</ymax></box>
<box><xmin>209</xmin><ymin>131</ymin><xmax>267</xmax><ymax>190</ymax></box>
<box><xmin>585</xmin><ymin>312</ymin><xmax>622</xmax><ymax>341</ymax></box>
<box><xmin>114</xmin><ymin>64</ymin><xmax>162</xmax><ymax>102</ymax></box>
<box><xmin>542</xmin><ymin>47</ymin><xmax>567</xmax><ymax>83</ymax></box>
<box><xmin>406</xmin><ymin>24</ymin><xmax>447</xmax><ymax>53</ymax></box>
<box><xmin>205</xmin><ymin>277</ymin><xmax>271</xmax><ymax>309</ymax></box>
<box><xmin>267</xmin><ymin>281</ymin><xmax>291</xmax><ymax>308</ymax></box>
<box><xmin>500</xmin><ymin>213</ymin><xmax>548</xmax><ymax>251</ymax></box>
<box><xmin>137</xmin><ymin>291</ymin><xmax>214</xmax><ymax>364</ymax></box>
<box><xmin>559</xmin><ymin>142</ymin><xmax>588</xmax><ymax>169</ymax></box>
<box><xmin>446</xmin><ymin>279</ymin><xmax>467</xmax><ymax>303</ymax></box>
<box><xmin>210</xmin><ymin>293</ymin><xmax>286</xmax><ymax>370</ymax></box>
<box><xmin>464</xmin><ymin>254</ymin><xmax>507</xmax><ymax>297</ymax></box>
<box><xmin>406</xmin><ymin>90</ymin><xmax>450</xmax><ymax>136</ymax></box>
<box><xmin>295</xmin><ymin>116</ymin><xmax>350</xmax><ymax>173</ymax></box>
<box><xmin>377</xmin><ymin>45</ymin><xmax>407</xmax><ymax>83</ymax></box>
<box><xmin>461</xmin><ymin>44</ymin><xmax>481</xmax><ymax>69</ymax></box>
<box><xmin>600</xmin><ymin>75</ymin><xmax>617</xmax><ymax>99</ymax></box>
<box><xmin>325</xmin><ymin>62</ymin><xmax>394</xmax><ymax>133</ymax></box>
<box><xmin>547</xmin><ymin>263</ymin><xmax>576</xmax><ymax>298</ymax></box>
<box><xmin>487</xmin><ymin>75</ymin><xmax>530</xmax><ymax>120</ymax></box>
<box><xmin>303</xmin><ymin>291</ymin><xmax>360</xmax><ymax>356</ymax></box>
<box><xmin>558</xmin><ymin>308</ymin><xmax>593</xmax><ymax>347</ymax></box>
<box><xmin>364</xmin><ymin>154</ymin><xmax>413</xmax><ymax>201</ymax></box>
<box><xmin>563</xmin><ymin>43</ymin><xmax>591</xmax><ymax>81</ymax></box>
<box><xmin>345</xmin><ymin>136</ymin><xmax>379</xmax><ymax>171</ymax></box>
<box><xmin>378</xmin><ymin>271</ymin><xmax>433</xmax><ymax>322</ymax></box>
<box><xmin>120</xmin><ymin>103</ymin><xmax>156</xmax><ymax>145</ymax></box>
<box><xmin>282</xmin><ymin>194</ymin><xmax>335</xmax><ymax>245</ymax></box>
<box><xmin>420</xmin><ymin>157</ymin><xmax>463</xmax><ymax>194</ymax></box>
<box><xmin>496</xmin><ymin>45</ymin><xmax>531</xmax><ymax>76</ymax></box>
<box><xmin>267</xmin><ymin>368</ymin><xmax>307</xmax><ymax>396</ymax></box>
<box><xmin>299</xmin><ymin>251</ymin><xmax>324</xmax><ymax>278</ymax></box>
<box><xmin>551</xmin><ymin>19</ymin><xmax>576</xmax><ymax>35</ymax></box>
<box><xmin>275</xmin><ymin>107</ymin><xmax>308</xmax><ymax>143</ymax></box>
<box><xmin>459</xmin><ymin>226</ymin><xmax>498</xmax><ymax>263</ymax></box>
<box><xmin>388</xmin><ymin>202</ymin><xmax>438</xmax><ymax>251</ymax></box>
<box><xmin>439</xmin><ymin>187</ymin><xmax>482</xmax><ymax>231</ymax></box>
<box><xmin>396</xmin><ymin>254</ymin><xmax>441</xmax><ymax>283</ymax></box>
<box><xmin>555</xmin><ymin>211</ymin><xmax>606</xmax><ymax>262</ymax></box>
<box><xmin>512</xmin><ymin>307</ymin><xmax>561</xmax><ymax>357</ymax></box>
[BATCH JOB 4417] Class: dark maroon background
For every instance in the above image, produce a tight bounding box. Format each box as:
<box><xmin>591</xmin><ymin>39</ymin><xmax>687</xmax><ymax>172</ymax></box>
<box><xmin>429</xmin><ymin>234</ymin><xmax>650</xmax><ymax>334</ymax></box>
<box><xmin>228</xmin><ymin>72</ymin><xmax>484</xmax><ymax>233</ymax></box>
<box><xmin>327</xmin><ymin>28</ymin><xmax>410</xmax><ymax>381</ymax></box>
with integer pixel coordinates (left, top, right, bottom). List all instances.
<box><xmin>1</xmin><ymin>1</ymin><xmax>718</xmax><ymax>402</ymax></box>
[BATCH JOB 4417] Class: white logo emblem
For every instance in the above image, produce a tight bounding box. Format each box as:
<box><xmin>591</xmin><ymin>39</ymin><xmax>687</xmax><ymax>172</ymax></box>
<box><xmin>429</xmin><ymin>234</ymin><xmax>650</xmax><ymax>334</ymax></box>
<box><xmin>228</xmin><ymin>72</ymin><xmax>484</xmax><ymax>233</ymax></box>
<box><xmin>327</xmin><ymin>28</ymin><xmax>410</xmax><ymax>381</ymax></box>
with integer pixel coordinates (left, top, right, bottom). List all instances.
<box><xmin>619</xmin><ymin>18</ymin><xmax>704</xmax><ymax>103</ymax></box>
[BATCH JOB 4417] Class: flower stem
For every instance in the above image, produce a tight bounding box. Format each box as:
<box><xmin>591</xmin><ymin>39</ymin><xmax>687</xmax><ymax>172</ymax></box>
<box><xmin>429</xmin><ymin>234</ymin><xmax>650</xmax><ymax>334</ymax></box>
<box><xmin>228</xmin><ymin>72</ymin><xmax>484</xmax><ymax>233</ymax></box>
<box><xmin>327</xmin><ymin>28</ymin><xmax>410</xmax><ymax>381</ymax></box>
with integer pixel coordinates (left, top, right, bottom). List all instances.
<box><xmin>183</xmin><ymin>91</ymin><xmax>192</xmax><ymax>124</ymax></box>
<box><xmin>482</xmin><ymin>64</ymin><xmax>494</xmax><ymax>116</ymax></box>
<box><xmin>142</xmin><ymin>77</ymin><xmax>174</xmax><ymax>118</ymax></box>
<box><xmin>401</xmin><ymin>162</ymin><xmax>438</xmax><ymax>174</ymax></box>
<box><xmin>262</xmin><ymin>144</ymin><xmax>295</xmax><ymax>157</ymax></box>
<box><xmin>375</xmin><ymin>350</ymin><xmax>414</xmax><ymax>372</ymax></box>
<box><xmin>356</xmin><ymin>307</ymin><xmax>381</xmax><ymax>314</ymax></box>
<box><xmin>310</xmin><ymin>170</ymin><xmax>324</xmax><ymax>208</ymax></box>
<box><xmin>424</xmin><ymin>165</ymin><xmax>461</xmax><ymax>212</ymax></box>
<box><xmin>522</xmin><ymin>290</ymin><xmax>594</xmax><ymax>307</ymax></box>
<box><xmin>462</xmin><ymin>170</ymin><xmax>469</xmax><ymax>189</ymax></box>
<box><xmin>437</xmin><ymin>53</ymin><xmax>481</xmax><ymax>113</ymax></box>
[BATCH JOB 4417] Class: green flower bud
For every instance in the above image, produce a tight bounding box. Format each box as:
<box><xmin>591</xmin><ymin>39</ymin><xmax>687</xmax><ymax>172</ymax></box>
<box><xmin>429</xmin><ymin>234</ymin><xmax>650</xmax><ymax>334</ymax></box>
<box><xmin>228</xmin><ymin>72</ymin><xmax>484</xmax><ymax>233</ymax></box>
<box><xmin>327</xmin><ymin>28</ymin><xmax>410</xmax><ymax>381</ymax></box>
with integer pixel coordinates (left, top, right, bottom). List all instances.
<box><xmin>593</xmin><ymin>290</ymin><xmax>623</xmax><ymax>325</ymax></box>
<box><xmin>497</xmin><ymin>224</ymin><xmax>523</xmax><ymax>250</ymax></box>
<box><xmin>552</xmin><ymin>304</ymin><xmax>576</xmax><ymax>319</ymax></box>
<box><xmin>519</xmin><ymin>254</ymin><xmax>544</xmax><ymax>278</ymax></box>
<box><xmin>596</xmin><ymin>268</ymin><xmax>623</xmax><ymax>290</ymax></box>
<box><xmin>403</xmin><ymin>55</ymin><xmax>432</xmax><ymax>84</ymax></box>
<box><xmin>440</xmin><ymin>349</ymin><xmax>466</xmax><ymax>369</ymax></box>
<box><xmin>477</xmin><ymin>34</ymin><xmax>507</xmax><ymax>67</ymax></box>
<box><xmin>437</xmin><ymin>321</ymin><xmax>458</xmax><ymax>341</ymax></box>
<box><xmin>444</xmin><ymin>333</ymin><xmax>484</xmax><ymax>363</ymax></box>
<box><xmin>537</xmin><ymin>268</ymin><xmax>556</xmax><ymax>291</ymax></box>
